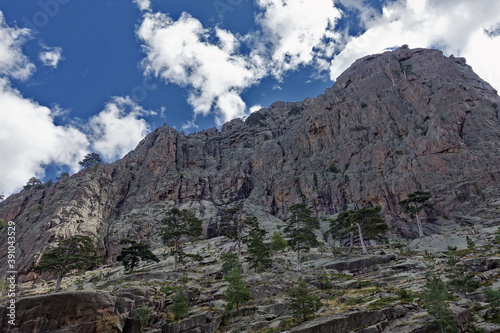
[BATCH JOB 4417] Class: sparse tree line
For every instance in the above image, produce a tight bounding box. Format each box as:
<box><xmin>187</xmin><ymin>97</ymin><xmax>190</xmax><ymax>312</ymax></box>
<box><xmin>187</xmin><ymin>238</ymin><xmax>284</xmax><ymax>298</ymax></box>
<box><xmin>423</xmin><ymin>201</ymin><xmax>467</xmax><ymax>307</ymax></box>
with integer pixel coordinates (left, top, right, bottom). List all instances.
<box><xmin>32</xmin><ymin>190</ymin><xmax>493</xmax><ymax>329</ymax></box>
<box><xmin>19</xmin><ymin>152</ymin><xmax>102</xmax><ymax>192</ymax></box>
<box><xmin>32</xmin><ymin>191</ymin><xmax>433</xmax><ymax>292</ymax></box>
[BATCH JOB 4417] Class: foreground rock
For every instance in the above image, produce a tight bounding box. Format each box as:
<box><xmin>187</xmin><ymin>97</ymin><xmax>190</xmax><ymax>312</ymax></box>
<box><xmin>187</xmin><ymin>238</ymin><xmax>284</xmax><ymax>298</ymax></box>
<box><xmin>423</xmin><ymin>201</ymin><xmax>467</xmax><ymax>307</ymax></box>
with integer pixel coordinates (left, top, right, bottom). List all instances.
<box><xmin>0</xmin><ymin>291</ymin><xmax>116</xmax><ymax>333</ymax></box>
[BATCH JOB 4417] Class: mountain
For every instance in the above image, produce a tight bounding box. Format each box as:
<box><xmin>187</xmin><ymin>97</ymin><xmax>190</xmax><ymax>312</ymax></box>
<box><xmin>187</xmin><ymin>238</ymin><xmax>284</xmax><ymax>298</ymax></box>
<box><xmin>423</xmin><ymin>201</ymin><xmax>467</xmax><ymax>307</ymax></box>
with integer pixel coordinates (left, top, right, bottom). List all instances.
<box><xmin>2</xmin><ymin>46</ymin><xmax>500</xmax><ymax>283</ymax></box>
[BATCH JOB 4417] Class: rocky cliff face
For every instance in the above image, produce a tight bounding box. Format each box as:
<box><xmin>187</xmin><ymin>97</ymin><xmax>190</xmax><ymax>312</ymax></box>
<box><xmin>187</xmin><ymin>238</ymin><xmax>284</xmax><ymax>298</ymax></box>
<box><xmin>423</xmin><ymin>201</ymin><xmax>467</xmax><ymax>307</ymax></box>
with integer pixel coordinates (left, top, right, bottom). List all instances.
<box><xmin>1</xmin><ymin>46</ymin><xmax>500</xmax><ymax>281</ymax></box>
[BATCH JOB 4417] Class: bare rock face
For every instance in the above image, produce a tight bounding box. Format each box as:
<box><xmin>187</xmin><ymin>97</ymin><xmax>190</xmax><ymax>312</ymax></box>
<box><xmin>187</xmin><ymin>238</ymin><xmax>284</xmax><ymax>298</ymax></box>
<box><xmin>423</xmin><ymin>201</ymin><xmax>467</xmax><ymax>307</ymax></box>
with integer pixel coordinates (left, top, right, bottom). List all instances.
<box><xmin>0</xmin><ymin>291</ymin><xmax>116</xmax><ymax>333</ymax></box>
<box><xmin>2</xmin><ymin>47</ymin><xmax>500</xmax><ymax>281</ymax></box>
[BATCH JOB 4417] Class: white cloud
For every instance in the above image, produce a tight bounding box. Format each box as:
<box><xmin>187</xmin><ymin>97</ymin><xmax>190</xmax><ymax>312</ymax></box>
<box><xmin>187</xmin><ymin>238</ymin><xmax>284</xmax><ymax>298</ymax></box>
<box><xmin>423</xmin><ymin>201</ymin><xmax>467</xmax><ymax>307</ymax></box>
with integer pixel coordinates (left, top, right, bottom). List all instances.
<box><xmin>329</xmin><ymin>0</ymin><xmax>500</xmax><ymax>91</ymax></box>
<box><xmin>255</xmin><ymin>0</ymin><xmax>342</xmax><ymax>77</ymax></box>
<box><xmin>0</xmin><ymin>78</ymin><xmax>89</xmax><ymax>195</ymax></box>
<box><xmin>133</xmin><ymin>0</ymin><xmax>151</xmax><ymax>12</ymax></box>
<box><xmin>0</xmin><ymin>12</ymin><xmax>35</xmax><ymax>80</ymax></box>
<box><xmin>137</xmin><ymin>12</ymin><xmax>265</xmax><ymax>125</ymax></box>
<box><xmin>39</xmin><ymin>45</ymin><xmax>64</xmax><ymax>68</ymax></box>
<box><xmin>249</xmin><ymin>105</ymin><xmax>263</xmax><ymax>113</ymax></box>
<box><xmin>89</xmin><ymin>96</ymin><xmax>154</xmax><ymax>161</ymax></box>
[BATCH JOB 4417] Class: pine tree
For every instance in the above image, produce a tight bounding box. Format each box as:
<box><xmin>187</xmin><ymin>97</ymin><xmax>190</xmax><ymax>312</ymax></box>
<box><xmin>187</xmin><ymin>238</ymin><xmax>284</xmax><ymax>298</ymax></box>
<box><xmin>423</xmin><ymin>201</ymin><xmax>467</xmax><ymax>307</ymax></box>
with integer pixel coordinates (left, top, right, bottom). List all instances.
<box><xmin>221</xmin><ymin>252</ymin><xmax>240</xmax><ymax>276</ymax></box>
<box><xmin>288</xmin><ymin>277</ymin><xmax>321</xmax><ymax>322</ymax></box>
<box><xmin>270</xmin><ymin>231</ymin><xmax>288</xmax><ymax>252</ymax></box>
<box><xmin>245</xmin><ymin>227</ymin><xmax>271</xmax><ymax>272</ymax></box>
<box><xmin>224</xmin><ymin>267</ymin><xmax>250</xmax><ymax>314</ymax></box>
<box><xmin>399</xmin><ymin>191</ymin><xmax>433</xmax><ymax>238</ymax></box>
<box><xmin>171</xmin><ymin>288</ymin><xmax>188</xmax><ymax>320</ymax></box>
<box><xmin>423</xmin><ymin>275</ymin><xmax>458</xmax><ymax>333</ymax></box>
<box><xmin>484</xmin><ymin>287</ymin><xmax>500</xmax><ymax>319</ymax></box>
<box><xmin>284</xmin><ymin>203</ymin><xmax>320</xmax><ymax>271</ymax></box>
<box><xmin>117</xmin><ymin>238</ymin><xmax>159</xmax><ymax>273</ymax></box>
<box><xmin>34</xmin><ymin>235</ymin><xmax>101</xmax><ymax>291</ymax></box>
<box><xmin>79</xmin><ymin>152</ymin><xmax>102</xmax><ymax>169</ymax></box>
<box><xmin>330</xmin><ymin>206</ymin><xmax>388</xmax><ymax>255</ymax></box>
<box><xmin>221</xmin><ymin>206</ymin><xmax>258</xmax><ymax>257</ymax></box>
<box><xmin>161</xmin><ymin>208</ymin><xmax>203</xmax><ymax>271</ymax></box>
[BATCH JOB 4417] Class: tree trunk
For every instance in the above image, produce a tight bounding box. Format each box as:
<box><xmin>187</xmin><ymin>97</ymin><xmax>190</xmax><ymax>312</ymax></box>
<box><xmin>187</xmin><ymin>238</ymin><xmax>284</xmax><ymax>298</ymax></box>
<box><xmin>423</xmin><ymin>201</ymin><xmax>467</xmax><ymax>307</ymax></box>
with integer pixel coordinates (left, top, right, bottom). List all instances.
<box><xmin>350</xmin><ymin>232</ymin><xmax>354</xmax><ymax>252</ymax></box>
<box><xmin>356</xmin><ymin>223</ymin><xmax>368</xmax><ymax>255</ymax></box>
<box><xmin>416</xmin><ymin>213</ymin><xmax>424</xmax><ymax>237</ymax></box>
<box><xmin>55</xmin><ymin>268</ymin><xmax>65</xmax><ymax>291</ymax></box>
<box><xmin>174</xmin><ymin>240</ymin><xmax>179</xmax><ymax>271</ymax></box>
<box><xmin>296</xmin><ymin>241</ymin><xmax>301</xmax><ymax>272</ymax></box>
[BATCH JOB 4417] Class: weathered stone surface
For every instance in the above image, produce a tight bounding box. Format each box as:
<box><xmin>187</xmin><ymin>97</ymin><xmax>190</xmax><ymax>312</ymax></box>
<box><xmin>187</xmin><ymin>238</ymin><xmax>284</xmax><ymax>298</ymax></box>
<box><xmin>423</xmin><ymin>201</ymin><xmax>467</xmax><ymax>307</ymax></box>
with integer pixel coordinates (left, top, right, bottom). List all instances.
<box><xmin>289</xmin><ymin>307</ymin><xmax>405</xmax><ymax>333</ymax></box>
<box><xmin>323</xmin><ymin>255</ymin><xmax>396</xmax><ymax>273</ymax></box>
<box><xmin>0</xmin><ymin>291</ymin><xmax>116</xmax><ymax>333</ymax></box>
<box><xmin>162</xmin><ymin>311</ymin><xmax>221</xmax><ymax>333</ymax></box>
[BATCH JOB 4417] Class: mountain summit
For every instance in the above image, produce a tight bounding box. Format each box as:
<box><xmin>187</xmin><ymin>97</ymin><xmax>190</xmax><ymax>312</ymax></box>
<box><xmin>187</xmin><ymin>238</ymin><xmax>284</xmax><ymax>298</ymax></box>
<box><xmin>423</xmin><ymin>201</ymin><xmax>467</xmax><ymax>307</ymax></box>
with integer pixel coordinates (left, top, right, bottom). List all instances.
<box><xmin>1</xmin><ymin>46</ymin><xmax>500</xmax><ymax>282</ymax></box>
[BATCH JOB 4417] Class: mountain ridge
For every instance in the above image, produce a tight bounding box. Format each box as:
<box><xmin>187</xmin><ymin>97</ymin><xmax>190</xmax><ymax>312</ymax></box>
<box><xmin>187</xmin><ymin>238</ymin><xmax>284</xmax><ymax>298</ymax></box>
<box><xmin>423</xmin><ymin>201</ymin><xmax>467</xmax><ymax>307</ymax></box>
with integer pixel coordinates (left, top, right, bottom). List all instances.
<box><xmin>1</xmin><ymin>46</ymin><xmax>500</xmax><ymax>283</ymax></box>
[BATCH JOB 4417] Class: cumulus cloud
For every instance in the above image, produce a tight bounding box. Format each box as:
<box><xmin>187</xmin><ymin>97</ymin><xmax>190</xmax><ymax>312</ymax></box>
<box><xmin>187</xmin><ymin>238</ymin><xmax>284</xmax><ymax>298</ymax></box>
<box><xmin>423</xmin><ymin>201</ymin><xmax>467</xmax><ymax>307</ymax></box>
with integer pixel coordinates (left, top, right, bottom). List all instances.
<box><xmin>133</xmin><ymin>0</ymin><xmax>151</xmax><ymax>12</ymax></box>
<box><xmin>136</xmin><ymin>1</ymin><xmax>341</xmax><ymax>125</ymax></box>
<box><xmin>329</xmin><ymin>0</ymin><xmax>500</xmax><ymax>91</ymax></box>
<box><xmin>249</xmin><ymin>105</ymin><xmax>263</xmax><ymax>113</ymax></box>
<box><xmin>0</xmin><ymin>12</ymin><xmax>35</xmax><ymax>80</ymax></box>
<box><xmin>0</xmin><ymin>78</ymin><xmax>89</xmax><ymax>195</ymax></box>
<box><xmin>255</xmin><ymin>0</ymin><xmax>342</xmax><ymax>77</ymax></box>
<box><xmin>88</xmin><ymin>96</ymin><xmax>154</xmax><ymax>161</ymax></box>
<box><xmin>39</xmin><ymin>45</ymin><xmax>64</xmax><ymax>68</ymax></box>
<box><xmin>137</xmin><ymin>12</ymin><xmax>265</xmax><ymax>125</ymax></box>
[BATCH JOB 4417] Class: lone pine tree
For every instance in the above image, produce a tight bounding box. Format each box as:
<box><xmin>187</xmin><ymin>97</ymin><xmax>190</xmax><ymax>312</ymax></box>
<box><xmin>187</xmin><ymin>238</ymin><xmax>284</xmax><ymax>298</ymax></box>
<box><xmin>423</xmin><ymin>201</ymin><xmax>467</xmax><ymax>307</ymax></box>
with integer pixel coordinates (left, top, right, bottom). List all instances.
<box><xmin>288</xmin><ymin>277</ymin><xmax>322</xmax><ymax>322</ymax></box>
<box><xmin>284</xmin><ymin>203</ymin><xmax>320</xmax><ymax>272</ymax></box>
<box><xmin>245</xmin><ymin>225</ymin><xmax>271</xmax><ymax>272</ymax></box>
<box><xmin>224</xmin><ymin>267</ymin><xmax>250</xmax><ymax>314</ymax></box>
<box><xmin>117</xmin><ymin>238</ymin><xmax>159</xmax><ymax>273</ymax></box>
<box><xmin>424</xmin><ymin>275</ymin><xmax>458</xmax><ymax>333</ymax></box>
<box><xmin>161</xmin><ymin>208</ymin><xmax>202</xmax><ymax>271</ymax></box>
<box><xmin>34</xmin><ymin>235</ymin><xmax>101</xmax><ymax>291</ymax></box>
<box><xmin>330</xmin><ymin>206</ymin><xmax>388</xmax><ymax>255</ymax></box>
<box><xmin>399</xmin><ymin>191</ymin><xmax>433</xmax><ymax>238</ymax></box>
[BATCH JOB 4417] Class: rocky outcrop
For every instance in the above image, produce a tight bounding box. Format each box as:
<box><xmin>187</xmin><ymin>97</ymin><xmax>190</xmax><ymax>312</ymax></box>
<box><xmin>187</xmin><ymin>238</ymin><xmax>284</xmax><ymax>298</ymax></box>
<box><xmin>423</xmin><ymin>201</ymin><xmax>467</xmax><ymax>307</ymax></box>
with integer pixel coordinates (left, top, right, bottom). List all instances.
<box><xmin>2</xmin><ymin>46</ymin><xmax>500</xmax><ymax>282</ymax></box>
<box><xmin>0</xmin><ymin>291</ymin><xmax>116</xmax><ymax>333</ymax></box>
<box><xmin>289</xmin><ymin>307</ymin><xmax>406</xmax><ymax>333</ymax></box>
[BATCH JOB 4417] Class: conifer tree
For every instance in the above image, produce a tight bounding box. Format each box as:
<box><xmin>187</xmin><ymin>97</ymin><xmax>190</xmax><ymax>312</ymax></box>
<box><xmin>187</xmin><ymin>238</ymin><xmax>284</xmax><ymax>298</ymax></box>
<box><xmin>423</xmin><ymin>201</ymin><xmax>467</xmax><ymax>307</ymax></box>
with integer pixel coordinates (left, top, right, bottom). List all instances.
<box><xmin>221</xmin><ymin>206</ymin><xmax>258</xmax><ymax>257</ymax></box>
<box><xmin>34</xmin><ymin>235</ymin><xmax>101</xmax><ymax>291</ymax></box>
<box><xmin>399</xmin><ymin>191</ymin><xmax>433</xmax><ymax>237</ymax></box>
<box><xmin>171</xmin><ymin>288</ymin><xmax>188</xmax><ymax>320</ymax></box>
<box><xmin>284</xmin><ymin>203</ymin><xmax>320</xmax><ymax>271</ymax></box>
<box><xmin>330</xmin><ymin>206</ymin><xmax>388</xmax><ymax>254</ymax></box>
<box><xmin>288</xmin><ymin>277</ymin><xmax>321</xmax><ymax>322</ymax></box>
<box><xmin>161</xmin><ymin>208</ymin><xmax>202</xmax><ymax>271</ymax></box>
<box><xmin>224</xmin><ymin>267</ymin><xmax>250</xmax><ymax>314</ymax></box>
<box><xmin>79</xmin><ymin>152</ymin><xmax>102</xmax><ymax>169</ymax></box>
<box><xmin>221</xmin><ymin>252</ymin><xmax>240</xmax><ymax>276</ymax></box>
<box><xmin>245</xmin><ymin>226</ymin><xmax>271</xmax><ymax>272</ymax></box>
<box><xmin>270</xmin><ymin>231</ymin><xmax>288</xmax><ymax>252</ymax></box>
<box><xmin>117</xmin><ymin>238</ymin><xmax>159</xmax><ymax>273</ymax></box>
<box><xmin>423</xmin><ymin>275</ymin><xmax>458</xmax><ymax>333</ymax></box>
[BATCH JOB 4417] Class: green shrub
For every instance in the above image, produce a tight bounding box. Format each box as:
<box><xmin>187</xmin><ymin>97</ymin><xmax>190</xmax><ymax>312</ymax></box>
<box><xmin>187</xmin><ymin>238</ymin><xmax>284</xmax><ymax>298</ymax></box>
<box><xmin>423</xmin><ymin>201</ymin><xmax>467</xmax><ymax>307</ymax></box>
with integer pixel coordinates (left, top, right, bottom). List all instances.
<box><xmin>246</xmin><ymin>112</ymin><xmax>268</xmax><ymax>126</ymax></box>
<box><xmin>288</xmin><ymin>104</ymin><xmax>301</xmax><ymax>115</ymax></box>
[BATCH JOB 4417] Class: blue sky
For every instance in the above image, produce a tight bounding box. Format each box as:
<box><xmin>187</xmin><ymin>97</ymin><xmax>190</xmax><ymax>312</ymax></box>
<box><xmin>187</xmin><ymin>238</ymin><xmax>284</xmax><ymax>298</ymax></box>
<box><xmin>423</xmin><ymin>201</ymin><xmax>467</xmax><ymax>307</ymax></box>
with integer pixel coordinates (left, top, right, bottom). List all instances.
<box><xmin>0</xmin><ymin>0</ymin><xmax>499</xmax><ymax>197</ymax></box>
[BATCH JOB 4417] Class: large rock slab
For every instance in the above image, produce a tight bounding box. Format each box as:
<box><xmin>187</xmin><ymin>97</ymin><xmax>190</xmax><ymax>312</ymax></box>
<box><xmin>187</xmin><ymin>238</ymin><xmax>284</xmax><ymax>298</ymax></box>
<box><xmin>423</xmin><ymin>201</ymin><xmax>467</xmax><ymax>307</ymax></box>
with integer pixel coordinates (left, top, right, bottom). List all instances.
<box><xmin>0</xmin><ymin>291</ymin><xmax>117</xmax><ymax>333</ymax></box>
<box><xmin>289</xmin><ymin>307</ymin><xmax>405</xmax><ymax>333</ymax></box>
<box><xmin>323</xmin><ymin>255</ymin><xmax>396</xmax><ymax>273</ymax></box>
